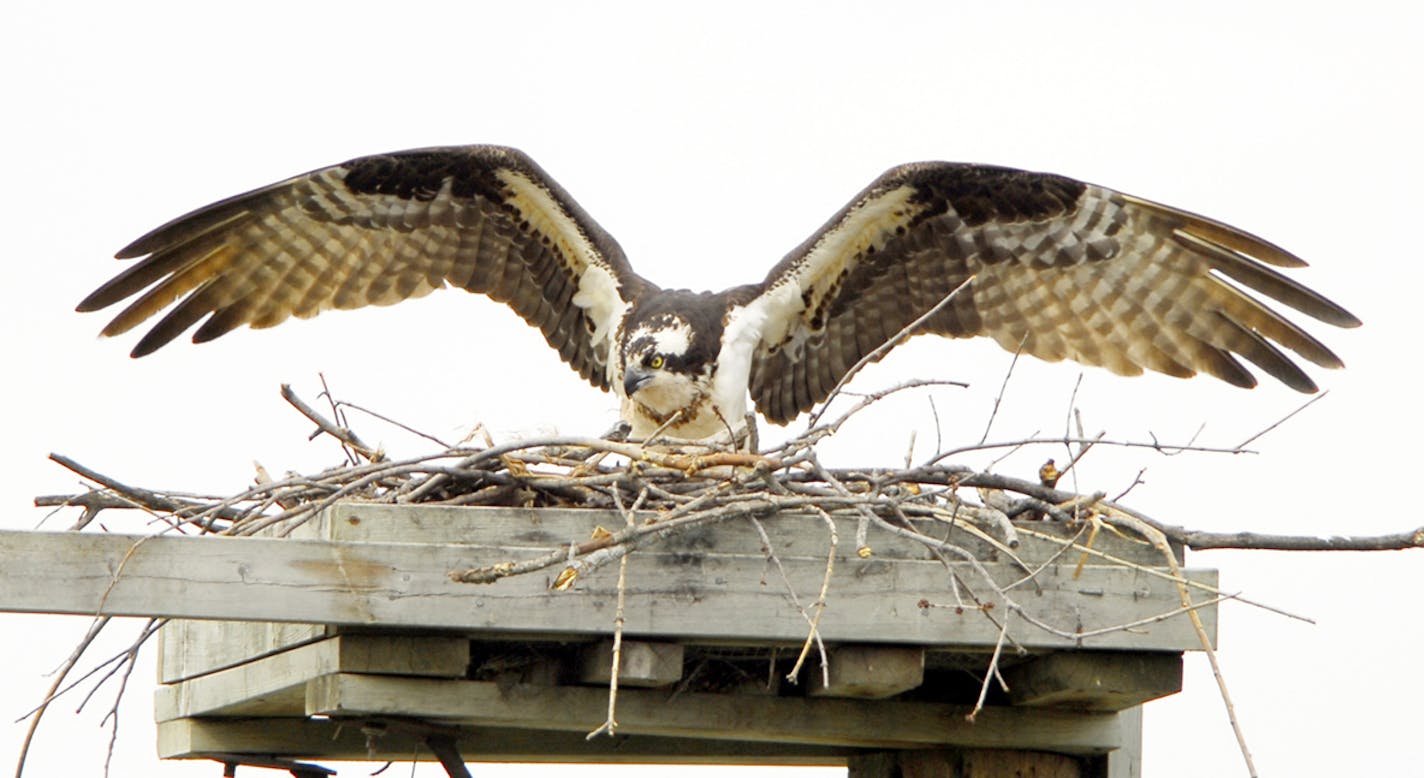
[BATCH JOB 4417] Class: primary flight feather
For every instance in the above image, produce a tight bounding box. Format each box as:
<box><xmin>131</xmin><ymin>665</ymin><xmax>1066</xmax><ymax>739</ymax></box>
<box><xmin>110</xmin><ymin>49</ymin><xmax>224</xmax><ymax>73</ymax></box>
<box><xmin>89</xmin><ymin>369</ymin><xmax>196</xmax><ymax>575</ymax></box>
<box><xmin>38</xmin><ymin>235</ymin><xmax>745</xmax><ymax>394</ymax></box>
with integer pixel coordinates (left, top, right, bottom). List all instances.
<box><xmin>80</xmin><ymin>145</ymin><xmax>1359</xmax><ymax>442</ymax></box>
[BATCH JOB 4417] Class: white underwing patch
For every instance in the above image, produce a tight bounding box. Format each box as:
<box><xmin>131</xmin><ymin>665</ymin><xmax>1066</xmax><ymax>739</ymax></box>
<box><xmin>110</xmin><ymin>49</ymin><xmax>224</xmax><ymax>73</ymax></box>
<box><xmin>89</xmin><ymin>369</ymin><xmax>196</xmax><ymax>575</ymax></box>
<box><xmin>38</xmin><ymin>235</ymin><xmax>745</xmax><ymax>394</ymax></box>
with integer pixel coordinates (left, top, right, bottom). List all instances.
<box><xmin>711</xmin><ymin>300</ymin><xmax>772</xmax><ymax>426</ymax></box>
<box><xmin>499</xmin><ymin>171</ymin><xmax>631</xmax><ymax>380</ymax></box>
<box><xmin>792</xmin><ymin>187</ymin><xmax>914</xmax><ymax>295</ymax></box>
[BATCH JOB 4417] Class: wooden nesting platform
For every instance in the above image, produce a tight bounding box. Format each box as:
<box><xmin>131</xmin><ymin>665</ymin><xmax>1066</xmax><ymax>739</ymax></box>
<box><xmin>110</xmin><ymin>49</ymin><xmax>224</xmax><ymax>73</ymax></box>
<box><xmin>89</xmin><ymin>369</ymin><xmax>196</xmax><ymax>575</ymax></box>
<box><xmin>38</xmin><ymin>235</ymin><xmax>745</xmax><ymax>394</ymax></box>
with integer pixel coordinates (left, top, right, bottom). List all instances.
<box><xmin>0</xmin><ymin>503</ymin><xmax>1219</xmax><ymax>777</ymax></box>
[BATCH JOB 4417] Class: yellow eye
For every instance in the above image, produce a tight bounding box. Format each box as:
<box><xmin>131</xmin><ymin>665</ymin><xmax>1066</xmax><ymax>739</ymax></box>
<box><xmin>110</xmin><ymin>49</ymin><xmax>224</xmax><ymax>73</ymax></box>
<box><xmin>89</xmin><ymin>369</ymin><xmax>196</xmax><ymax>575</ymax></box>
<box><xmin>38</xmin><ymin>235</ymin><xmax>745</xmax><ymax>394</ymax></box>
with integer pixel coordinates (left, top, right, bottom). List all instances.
<box><xmin>649</xmin><ymin>355</ymin><xmax>665</xmax><ymax>369</ymax></box>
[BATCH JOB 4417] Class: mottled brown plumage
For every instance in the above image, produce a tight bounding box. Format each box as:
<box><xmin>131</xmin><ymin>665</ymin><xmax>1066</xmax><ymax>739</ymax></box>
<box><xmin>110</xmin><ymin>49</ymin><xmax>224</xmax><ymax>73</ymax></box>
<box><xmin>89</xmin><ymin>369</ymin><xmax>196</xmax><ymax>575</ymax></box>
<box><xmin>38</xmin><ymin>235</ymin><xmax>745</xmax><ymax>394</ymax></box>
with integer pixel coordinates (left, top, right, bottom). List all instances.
<box><xmin>79</xmin><ymin>146</ymin><xmax>646</xmax><ymax>389</ymax></box>
<box><xmin>80</xmin><ymin>146</ymin><xmax>1359</xmax><ymax>440</ymax></box>
<box><xmin>745</xmin><ymin>163</ymin><xmax>1357</xmax><ymax>422</ymax></box>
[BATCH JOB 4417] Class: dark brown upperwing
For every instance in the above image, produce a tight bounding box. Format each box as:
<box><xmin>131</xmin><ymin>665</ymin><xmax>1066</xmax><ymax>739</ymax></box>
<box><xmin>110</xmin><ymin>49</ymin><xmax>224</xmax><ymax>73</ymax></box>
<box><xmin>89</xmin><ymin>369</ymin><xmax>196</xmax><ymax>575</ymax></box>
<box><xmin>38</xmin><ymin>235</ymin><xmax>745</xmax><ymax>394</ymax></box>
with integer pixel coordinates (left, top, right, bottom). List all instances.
<box><xmin>746</xmin><ymin>162</ymin><xmax>1358</xmax><ymax>424</ymax></box>
<box><xmin>79</xmin><ymin>145</ymin><xmax>649</xmax><ymax>389</ymax></box>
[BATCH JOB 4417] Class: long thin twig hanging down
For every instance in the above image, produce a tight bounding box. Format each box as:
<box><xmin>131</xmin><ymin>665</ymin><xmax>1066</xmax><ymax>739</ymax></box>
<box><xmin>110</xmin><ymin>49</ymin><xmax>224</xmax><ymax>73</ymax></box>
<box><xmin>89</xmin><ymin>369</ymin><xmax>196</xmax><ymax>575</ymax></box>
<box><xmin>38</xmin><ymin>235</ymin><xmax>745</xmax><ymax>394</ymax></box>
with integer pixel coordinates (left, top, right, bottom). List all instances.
<box><xmin>1105</xmin><ymin>510</ymin><xmax>1260</xmax><ymax>778</ymax></box>
<box><xmin>12</xmin><ymin>616</ymin><xmax>109</xmax><ymax>778</ymax></box>
<box><xmin>584</xmin><ymin>485</ymin><xmax>644</xmax><ymax>740</ymax></box>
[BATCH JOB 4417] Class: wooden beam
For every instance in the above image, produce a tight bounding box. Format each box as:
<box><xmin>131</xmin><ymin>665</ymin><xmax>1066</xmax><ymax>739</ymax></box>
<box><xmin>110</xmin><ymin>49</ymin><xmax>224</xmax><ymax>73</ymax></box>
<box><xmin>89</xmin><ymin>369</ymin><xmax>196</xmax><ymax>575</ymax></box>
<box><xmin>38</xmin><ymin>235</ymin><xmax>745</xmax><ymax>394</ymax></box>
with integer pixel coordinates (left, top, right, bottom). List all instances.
<box><xmin>577</xmin><ymin>639</ymin><xmax>685</xmax><ymax>687</ymax></box>
<box><xmin>1106</xmin><ymin>705</ymin><xmax>1143</xmax><ymax>778</ymax></box>
<box><xmin>158</xmin><ymin>620</ymin><xmax>326</xmax><ymax>683</ymax></box>
<box><xmin>155</xmin><ymin>635</ymin><xmax>468</xmax><ymax>720</ymax></box>
<box><xmin>1004</xmin><ymin>653</ymin><xmax>1182</xmax><ymax>711</ymax></box>
<box><xmin>306</xmin><ymin>673</ymin><xmax>1126</xmax><ymax>754</ymax></box>
<box><xmin>157</xmin><ymin>717</ymin><xmax>854</xmax><ymax>764</ymax></box>
<box><xmin>0</xmin><ymin>528</ymin><xmax>1217</xmax><ymax>652</ymax></box>
<box><xmin>316</xmin><ymin>503</ymin><xmax>1184</xmax><ymax>567</ymax></box>
<box><xmin>808</xmin><ymin>645</ymin><xmax>926</xmax><ymax>699</ymax></box>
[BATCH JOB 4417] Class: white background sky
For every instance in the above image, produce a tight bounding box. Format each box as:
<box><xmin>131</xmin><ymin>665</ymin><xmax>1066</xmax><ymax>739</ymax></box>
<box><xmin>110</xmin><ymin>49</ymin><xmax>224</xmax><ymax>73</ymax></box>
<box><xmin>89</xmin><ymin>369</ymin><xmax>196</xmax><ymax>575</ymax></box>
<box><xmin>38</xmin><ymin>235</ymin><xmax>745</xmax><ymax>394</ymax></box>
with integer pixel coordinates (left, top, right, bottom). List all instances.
<box><xmin>3</xmin><ymin>2</ymin><xmax>1421</xmax><ymax>776</ymax></box>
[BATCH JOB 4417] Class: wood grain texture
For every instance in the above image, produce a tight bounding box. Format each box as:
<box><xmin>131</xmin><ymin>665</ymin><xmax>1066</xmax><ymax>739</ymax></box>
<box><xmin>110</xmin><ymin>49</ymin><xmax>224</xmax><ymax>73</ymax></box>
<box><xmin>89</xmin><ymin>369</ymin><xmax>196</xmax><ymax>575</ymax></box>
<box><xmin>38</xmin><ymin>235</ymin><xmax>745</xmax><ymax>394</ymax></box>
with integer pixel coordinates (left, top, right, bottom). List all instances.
<box><xmin>158</xmin><ymin>620</ymin><xmax>326</xmax><ymax>684</ymax></box>
<box><xmin>306</xmin><ymin>673</ymin><xmax>1125</xmax><ymax>754</ymax></box>
<box><xmin>319</xmin><ymin>502</ymin><xmax>1187</xmax><ymax>566</ymax></box>
<box><xmin>1004</xmin><ymin>652</ymin><xmax>1182</xmax><ymax>711</ymax></box>
<box><xmin>808</xmin><ymin>646</ymin><xmax>926</xmax><ymax>699</ymax></box>
<box><xmin>576</xmin><ymin>639</ymin><xmax>685</xmax><ymax>687</ymax></box>
<box><xmin>0</xmin><ymin>519</ymin><xmax>1217</xmax><ymax>651</ymax></box>
<box><xmin>155</xmin><ymin>634</ymin><xmax>469</xmax><ymax>720</ymax></box>
<box><xmin>157</xmin><ymin>717</ymin><xmax>856</xmax><ymax>764</ymax></box>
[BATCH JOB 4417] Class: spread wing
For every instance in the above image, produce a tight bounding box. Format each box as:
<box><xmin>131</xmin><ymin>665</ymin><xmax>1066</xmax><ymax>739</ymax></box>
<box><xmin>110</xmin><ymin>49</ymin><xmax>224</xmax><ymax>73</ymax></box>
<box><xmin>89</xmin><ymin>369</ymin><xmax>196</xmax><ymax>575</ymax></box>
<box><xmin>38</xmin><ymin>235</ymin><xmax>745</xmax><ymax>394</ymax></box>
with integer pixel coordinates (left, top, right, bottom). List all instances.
<box><xmin>745</xmin><ymin>162</ymin><xmax>1360</xmax><ymax>424</ymax></box>
<box><xmin>79</xmin><ymin>145</ymin><xmax>649</xmax><ymax>388</ymax></box>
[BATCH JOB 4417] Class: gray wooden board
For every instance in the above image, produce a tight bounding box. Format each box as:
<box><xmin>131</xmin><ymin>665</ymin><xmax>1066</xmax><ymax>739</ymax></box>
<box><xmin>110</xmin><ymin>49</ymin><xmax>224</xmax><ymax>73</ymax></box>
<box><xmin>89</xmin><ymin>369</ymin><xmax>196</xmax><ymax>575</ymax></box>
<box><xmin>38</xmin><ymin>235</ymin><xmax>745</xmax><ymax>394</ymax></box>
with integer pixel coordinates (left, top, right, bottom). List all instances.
<box><xmin>808</xmin><ymin>645</ymin><xmax>926</xmax><ymax>699</ymax></box>
<box><xmin>157</xmin><ymin>512</ymin><xmax>333</xmax><ymax>683</ymax></box>
<box><xmin>156</xmin><ymin>635</ymin><xmax>469</xmax><ymax>720</ymax></box>
<box><xmin>159</xmin><ymin>620</ymin><xmax>327</xmax><ymax>684</ymax></box>
<box><xmin>0</xmin><ymin>527</ymin><xmax>1216</xmax><ymax>650</ymax></box>
<box><xmin>157</xmin><ymin>717</ymin><xmax>855</xmax><ymax>764</ymax></box>
<box><xmin>1107</xmin><ymin>705</ymin><xmax>1144</xmax><ymax>778</ymax></box>
<box><xmin>1004</xmin><ymin>652</ymin><xmax>1183</xmax><ymax>711</ymax></box>
<box><xmin>577</xmin><ymin>639</ymin><xmax>685</xmax><ymax>687</ymax></box>
<box><xmin>317</xmin><ymin>503</ymin><xmax>1183</xmax><ymax>566</ymax></box>
<box><xmin>306</xmin><ymin>673</ymin><xmax>1126</xmax><ymax>755</ymax></box>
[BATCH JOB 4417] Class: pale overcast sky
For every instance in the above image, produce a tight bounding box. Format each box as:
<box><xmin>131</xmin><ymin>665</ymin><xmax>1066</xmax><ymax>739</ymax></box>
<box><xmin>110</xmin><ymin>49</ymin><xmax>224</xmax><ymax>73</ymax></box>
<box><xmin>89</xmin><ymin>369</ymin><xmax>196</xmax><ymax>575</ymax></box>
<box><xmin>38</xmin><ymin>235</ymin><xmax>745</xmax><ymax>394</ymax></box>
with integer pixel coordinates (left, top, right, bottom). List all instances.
<box><xmin>3</xmin><ymin>2</ymin><xmax>1420</xmax><ymax>777</ymax></box>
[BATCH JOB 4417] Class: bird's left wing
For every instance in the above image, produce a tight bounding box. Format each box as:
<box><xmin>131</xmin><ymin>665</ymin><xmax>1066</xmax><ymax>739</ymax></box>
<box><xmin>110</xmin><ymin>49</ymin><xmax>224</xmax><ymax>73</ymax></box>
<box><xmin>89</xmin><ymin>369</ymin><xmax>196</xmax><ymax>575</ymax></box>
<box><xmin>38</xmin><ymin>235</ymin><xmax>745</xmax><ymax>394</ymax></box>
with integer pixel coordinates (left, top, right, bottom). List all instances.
<box><xmin>79</xmin><ymin>145</ymin><xmax>648</xmax><ymax>389</ymax></box>
<box><xmin>741</xmin><ymin>162</ymin><xmax>1360</xmax><ymax>424</ymax></box>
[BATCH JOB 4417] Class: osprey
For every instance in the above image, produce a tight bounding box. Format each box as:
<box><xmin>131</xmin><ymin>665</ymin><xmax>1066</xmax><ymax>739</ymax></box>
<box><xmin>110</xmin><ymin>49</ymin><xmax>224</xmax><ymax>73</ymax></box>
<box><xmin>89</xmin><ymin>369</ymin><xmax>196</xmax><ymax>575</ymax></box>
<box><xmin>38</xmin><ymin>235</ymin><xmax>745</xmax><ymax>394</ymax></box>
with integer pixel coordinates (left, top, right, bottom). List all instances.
<box><xmin>80</xmin><ymin>145</ymin><xmax>1358</xmax><ymax>443</ymax></box>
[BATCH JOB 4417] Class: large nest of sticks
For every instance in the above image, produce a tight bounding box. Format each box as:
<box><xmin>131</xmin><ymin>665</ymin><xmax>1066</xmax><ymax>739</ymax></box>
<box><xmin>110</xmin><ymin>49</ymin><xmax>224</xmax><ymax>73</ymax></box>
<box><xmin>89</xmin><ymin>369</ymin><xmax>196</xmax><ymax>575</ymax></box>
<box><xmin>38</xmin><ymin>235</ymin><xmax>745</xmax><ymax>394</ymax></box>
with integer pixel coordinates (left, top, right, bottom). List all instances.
<box><xmin>42</xmin><ymin>380</ymin><xmax>1418</xmax><ymax>556</ymax></box>
<box><xmin>26</xmin><ymin>380</ymin><xmax>1422</xmax><ymax>778</ymax></box>
<box><xmin>45</xmin><ymin>381</ymin><xmax>1152</xmax><ymax>547</ymax></box>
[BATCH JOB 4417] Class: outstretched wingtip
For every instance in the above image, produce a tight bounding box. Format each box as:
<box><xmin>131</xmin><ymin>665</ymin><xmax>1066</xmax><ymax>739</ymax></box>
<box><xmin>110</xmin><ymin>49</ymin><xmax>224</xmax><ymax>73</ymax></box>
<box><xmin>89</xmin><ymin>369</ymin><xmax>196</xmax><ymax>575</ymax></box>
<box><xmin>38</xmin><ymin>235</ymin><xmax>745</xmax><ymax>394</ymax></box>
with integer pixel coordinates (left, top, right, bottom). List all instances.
<box><xmin>127</xmin><ymin>328</ymin><xmax>174</xmax><ymax>359</ymax></box>
<box><xmin>77</xmin><ymin>276</ymin><xmax>127</xmax><ymax>313</ymax></box>
<box><xmin>1334</xmin><ymin>309</ymin><xmax>1364</xmax><ymax>329</ymax></box>
<box><xmin>114</xmin><ymin>238</ymin><xmax>153</xmax><ymax>260</ymax></box>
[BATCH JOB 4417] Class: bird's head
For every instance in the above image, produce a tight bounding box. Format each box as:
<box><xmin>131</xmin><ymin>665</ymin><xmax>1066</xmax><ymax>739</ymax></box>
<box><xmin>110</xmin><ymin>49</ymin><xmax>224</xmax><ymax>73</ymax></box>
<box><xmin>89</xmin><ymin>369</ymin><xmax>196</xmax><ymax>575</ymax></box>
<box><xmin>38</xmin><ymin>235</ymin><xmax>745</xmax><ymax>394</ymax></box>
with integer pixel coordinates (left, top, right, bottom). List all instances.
<box><xmin>618</xmin><ymin>312</ymin><xmax>712</xmax><ymax>420</ymax></box>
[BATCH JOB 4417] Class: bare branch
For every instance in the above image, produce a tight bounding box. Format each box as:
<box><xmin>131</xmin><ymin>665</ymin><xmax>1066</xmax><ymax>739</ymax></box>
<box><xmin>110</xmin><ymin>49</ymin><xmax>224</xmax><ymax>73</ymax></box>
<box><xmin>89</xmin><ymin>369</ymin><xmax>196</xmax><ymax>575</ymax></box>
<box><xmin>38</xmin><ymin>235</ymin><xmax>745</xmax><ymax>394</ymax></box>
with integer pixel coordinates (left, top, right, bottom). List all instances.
<box><xmin>1105</xmin><ymin>509</ymin><xmax>1259</xmax><ymax>777</ymax></box>
<box><xmin>978</xmin><ymin>334</ymin><xmax>1028</xmax><ymax>445</ymax></box>
<box><xmin>785</xmin><ymin>507</ymin><xmax>837</xmax><ymax>686</ymax></box>
<box><xmin>281</xmin><ymin>383</ymin><xmax>384</xmax><ymax>463</ymax></box>
<box><xmin>1169</xmin><ymin>527</ymin><xmax>1424</xmax><ymax>552</ymax></box>
<box><xmin>1235</xmin><ymin>391</ymin><xmax>1331</xmax><ymax>450</ymax></box>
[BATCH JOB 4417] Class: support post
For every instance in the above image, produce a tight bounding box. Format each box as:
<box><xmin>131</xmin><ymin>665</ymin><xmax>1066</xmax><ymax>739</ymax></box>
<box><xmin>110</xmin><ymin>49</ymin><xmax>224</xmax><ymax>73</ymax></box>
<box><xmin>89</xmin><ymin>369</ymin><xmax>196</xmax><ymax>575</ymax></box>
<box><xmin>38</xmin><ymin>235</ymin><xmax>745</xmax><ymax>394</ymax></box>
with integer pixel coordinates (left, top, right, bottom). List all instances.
<box><xmin>1106</xmin><ymin>706</ymin><xmax>1142</xmax><ymax>778</ymax></box>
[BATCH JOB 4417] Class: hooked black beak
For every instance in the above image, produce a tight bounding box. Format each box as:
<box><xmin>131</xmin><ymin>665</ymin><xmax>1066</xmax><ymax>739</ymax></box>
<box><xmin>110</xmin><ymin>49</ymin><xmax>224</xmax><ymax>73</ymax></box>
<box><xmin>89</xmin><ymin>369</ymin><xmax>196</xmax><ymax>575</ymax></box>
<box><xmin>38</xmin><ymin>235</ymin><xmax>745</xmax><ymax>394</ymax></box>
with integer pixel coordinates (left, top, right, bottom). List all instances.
<box><xmin>623</xmin><ymin>367</ymin><xmax>653</xmax><ymax>397</ymax></box>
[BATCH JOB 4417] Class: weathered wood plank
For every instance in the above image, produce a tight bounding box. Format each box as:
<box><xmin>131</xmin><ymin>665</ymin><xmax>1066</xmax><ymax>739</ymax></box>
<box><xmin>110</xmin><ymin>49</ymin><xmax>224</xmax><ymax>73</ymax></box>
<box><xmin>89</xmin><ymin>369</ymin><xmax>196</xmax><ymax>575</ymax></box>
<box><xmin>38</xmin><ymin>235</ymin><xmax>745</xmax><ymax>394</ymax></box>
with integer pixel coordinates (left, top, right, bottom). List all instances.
<box><xmin>156</xmin><ymin>499</ymin><xmax>339</xmax><ymax>684</ymax></box>
<box><xmin>158</xmin><ymin>620</ymin><xmax>327</xmax><ymax>683</ymax></box>
<box><xmin>1004</xmin><ymin>653</ymin><xmax>1182</xmax><ymax>711</ymax></box>
<box><xmin>306</xmin><ymin>674</ymin><xmax>1126</xmax><ymax>754</ymax></box>
<box><xmin>0</xmin><ymin>529</ymin><xmax>1217</xmax><ymax>651</ymax></box>
<box><xmin>809</xmin><ymin>645</ymin><xmax>926</xmax><ymax>699</ymax></box>
<box><xmin>318</xmin><ymin>503</ymin><xmax>1181</xmax><ymax>566</ymax></box>
<box><xmin>1107</xmin><ymin>705</ymin><xmax>1143</xmax><ymax>778</ymax></box>
<box><xmin>155</xmin><ymin>634</ymin><xmax>469</xmax><ymax>720</ymax></box>
<box><xmin>157</xmin><ymin>717</ymin><xmax>854</xmax><ymax>764</ymax></box>
<box><xmin>577</xmin><ymin>639</ymin><xmax>685</xmax><ymax>687</ymax></box>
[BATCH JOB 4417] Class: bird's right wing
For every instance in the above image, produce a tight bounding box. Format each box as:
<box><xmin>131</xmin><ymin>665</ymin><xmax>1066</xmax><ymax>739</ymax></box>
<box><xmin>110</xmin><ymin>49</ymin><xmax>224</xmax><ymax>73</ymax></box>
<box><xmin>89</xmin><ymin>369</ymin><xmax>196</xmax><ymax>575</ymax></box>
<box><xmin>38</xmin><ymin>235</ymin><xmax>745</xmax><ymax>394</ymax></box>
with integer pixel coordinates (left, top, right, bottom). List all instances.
<box><xmin>736</xmin><ymin>162</ymin><xmax>1358</xmax><ymax>424</ymax></box>
<box><xmin>79</xmin><ymin>145</ymin><xmax>648</xmax><ymax>389</ymax></box>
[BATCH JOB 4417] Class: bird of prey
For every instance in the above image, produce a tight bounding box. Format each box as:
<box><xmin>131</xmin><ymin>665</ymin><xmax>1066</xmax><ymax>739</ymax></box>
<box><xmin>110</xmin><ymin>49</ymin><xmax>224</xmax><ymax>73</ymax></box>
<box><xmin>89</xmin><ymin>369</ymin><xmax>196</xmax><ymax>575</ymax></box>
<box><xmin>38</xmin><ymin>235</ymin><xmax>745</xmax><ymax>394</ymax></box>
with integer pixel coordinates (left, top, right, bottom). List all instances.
<box><xmin>79</xmin><ymin>145</ymin><xmax>1358</xmax><ymax>443</ymax></box>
